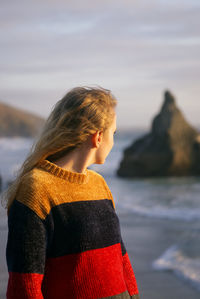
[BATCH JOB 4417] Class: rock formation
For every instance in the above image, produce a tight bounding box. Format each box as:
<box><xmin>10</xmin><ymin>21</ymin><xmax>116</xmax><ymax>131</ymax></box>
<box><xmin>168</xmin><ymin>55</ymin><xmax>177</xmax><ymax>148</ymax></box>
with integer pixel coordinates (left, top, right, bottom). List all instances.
<box><xmin>117</xmin><ymin>90</ymin><xmax>200</xmax><ymax>177</ymax></box>
<box><xmin>0</xmin><ymin>101</ymin><xmax>45</xmax><ymax>137</ymax></box>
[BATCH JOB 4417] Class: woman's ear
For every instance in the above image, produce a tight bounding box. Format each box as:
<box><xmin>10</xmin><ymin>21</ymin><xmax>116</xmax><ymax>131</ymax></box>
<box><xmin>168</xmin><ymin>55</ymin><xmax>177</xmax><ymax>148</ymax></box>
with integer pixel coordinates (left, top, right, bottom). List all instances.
<box><xmin>92</xmin><ymin>130</ymin><xmax>103</xmax><ymax>148</ymax></box>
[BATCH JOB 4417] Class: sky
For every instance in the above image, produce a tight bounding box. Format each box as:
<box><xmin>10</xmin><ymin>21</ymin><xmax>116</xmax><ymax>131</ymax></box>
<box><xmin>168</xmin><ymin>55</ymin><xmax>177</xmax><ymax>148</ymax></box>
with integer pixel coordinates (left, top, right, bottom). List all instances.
<box><xmin>1</xmin><ymin>0</ymin><xmax>200</xmax><ymax>130</ymax></box>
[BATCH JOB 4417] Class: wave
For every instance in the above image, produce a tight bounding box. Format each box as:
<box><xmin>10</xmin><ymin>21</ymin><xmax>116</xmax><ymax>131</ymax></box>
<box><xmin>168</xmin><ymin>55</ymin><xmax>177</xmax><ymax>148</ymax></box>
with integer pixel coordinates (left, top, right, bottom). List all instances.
<box><xmin>152</xmin><ymin>244</ymin><xmax>200</xmax><ymax>292</ymax></box>
<box><xmin>117</xmin><ymin>201</ymin><xmax>200</xmax><ymax>221</ymax></box>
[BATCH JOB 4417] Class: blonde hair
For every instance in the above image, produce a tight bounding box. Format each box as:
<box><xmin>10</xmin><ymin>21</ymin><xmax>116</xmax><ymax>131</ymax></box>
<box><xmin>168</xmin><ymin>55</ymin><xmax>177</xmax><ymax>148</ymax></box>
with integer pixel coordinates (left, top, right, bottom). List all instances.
<box><xmin>2</xmin><ymin>86</ymin><xmax>117</xmax><ymax>212</ymax></box>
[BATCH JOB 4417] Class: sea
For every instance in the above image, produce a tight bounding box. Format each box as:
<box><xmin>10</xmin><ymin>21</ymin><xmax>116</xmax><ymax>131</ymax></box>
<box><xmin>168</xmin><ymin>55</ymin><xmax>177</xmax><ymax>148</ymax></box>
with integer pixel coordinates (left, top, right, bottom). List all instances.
<box><xmin>0</xmin><ymin>129</ymin><xmax>200</xmax><ymax>295</ymax></box>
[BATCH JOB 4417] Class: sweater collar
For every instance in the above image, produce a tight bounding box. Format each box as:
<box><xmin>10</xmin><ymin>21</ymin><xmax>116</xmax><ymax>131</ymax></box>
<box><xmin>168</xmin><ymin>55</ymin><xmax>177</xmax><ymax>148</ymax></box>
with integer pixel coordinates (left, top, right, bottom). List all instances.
<box><xmin>37</xmin><ymin>159</ymin><xmax>89</xmax><ymax>184</ymax></box>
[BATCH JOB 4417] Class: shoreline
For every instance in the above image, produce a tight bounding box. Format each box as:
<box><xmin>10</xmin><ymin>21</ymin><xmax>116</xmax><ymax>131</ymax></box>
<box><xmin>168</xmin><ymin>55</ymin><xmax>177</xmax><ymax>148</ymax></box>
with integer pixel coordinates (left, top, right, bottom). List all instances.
<box><xmin>1</xmin><ymin>210</ymin><xmax>200</xmax><ymax>298</ymax></box>
<box><xmin>118</xmin><ymin>212</ymin><xmax>200</xmax><ymax>299</ymax></box>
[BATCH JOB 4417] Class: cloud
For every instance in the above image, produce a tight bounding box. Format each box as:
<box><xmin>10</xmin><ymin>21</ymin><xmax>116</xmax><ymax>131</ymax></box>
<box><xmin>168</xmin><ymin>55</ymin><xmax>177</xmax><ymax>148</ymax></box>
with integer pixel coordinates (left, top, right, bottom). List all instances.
<box><xmin>0</xmin><ymin>0</ymin><xmax>200</xmax><ymax>128</ymax></box>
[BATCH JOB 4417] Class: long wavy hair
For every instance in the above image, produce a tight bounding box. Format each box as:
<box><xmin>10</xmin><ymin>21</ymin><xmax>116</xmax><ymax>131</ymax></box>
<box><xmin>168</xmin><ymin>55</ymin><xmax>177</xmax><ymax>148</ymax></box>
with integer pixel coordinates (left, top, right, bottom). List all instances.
<box><xmin>2</xmin><ymin>86</ymin><xmax>117</xmax><ymax>212</ymax></box>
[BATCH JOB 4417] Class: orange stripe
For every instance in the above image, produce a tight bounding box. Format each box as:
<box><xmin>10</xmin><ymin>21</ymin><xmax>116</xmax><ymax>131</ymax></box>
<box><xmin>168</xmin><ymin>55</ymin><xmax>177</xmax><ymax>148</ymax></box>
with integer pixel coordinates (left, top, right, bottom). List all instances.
<box><xmin>16</xmin><ymin>167</ymin><xmax>114</xmax><ymax>219</ymax></box>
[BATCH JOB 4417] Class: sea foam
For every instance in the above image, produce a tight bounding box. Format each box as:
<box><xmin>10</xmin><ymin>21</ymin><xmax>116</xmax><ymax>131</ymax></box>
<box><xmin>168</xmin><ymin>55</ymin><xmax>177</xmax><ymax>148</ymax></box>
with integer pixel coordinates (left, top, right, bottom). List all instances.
<box><xmin>152</xmin><ymin>243</ymin><xmax>200</xmax><ymax>292</ymax></box>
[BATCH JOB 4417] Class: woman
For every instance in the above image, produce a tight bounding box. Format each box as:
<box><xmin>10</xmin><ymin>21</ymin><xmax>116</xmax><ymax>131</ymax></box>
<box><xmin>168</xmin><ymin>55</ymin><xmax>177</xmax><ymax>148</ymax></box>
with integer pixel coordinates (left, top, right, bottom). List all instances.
<box><xmin>5</xmin><ymin>86</ymin><xmax>140</xmax><ymax>298</ymax></box>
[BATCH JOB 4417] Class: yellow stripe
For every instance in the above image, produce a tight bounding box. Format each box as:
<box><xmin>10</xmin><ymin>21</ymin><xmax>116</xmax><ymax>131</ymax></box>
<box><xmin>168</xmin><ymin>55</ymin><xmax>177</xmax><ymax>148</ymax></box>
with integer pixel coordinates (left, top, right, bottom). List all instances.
<box><xmin>16</xmin><ymin>168</ymin><xmax>115</xmax><ymax>220</ymax></box>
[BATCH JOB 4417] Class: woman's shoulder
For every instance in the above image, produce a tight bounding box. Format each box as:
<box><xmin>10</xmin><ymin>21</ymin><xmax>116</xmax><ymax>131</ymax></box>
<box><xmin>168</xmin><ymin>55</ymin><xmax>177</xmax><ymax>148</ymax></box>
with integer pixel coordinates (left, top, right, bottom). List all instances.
<box><xmin>15</xmin><ymin>167</ymin><xmax>54</xmax><ymax>220</ymax></box>
<box><xmin>87</xmin><ymin>168</ymin><xmax>104</xmax><ymax>180</ymax></box>
<box><xmin>87</xmin><ymin>169</ymin><xmax>116</xmax><ymax>210</ymax></box>
<box><xmin>19</xmin><ymin>167</ymin><xmax>52</xmax><ymax>194</ymax></box>
<box><xmin>87</xmin><ymin>168</ymin><xmax>108</xmax><ymax>188</ymax></box>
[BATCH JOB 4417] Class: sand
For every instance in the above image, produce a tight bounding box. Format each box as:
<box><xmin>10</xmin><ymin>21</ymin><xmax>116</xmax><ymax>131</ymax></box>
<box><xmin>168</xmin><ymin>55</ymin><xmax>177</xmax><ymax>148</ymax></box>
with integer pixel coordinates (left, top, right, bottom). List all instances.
<box><xmin>118</xmin><ymin>212</ymin><xmax>200</xmax><ymax>299</ymax></box>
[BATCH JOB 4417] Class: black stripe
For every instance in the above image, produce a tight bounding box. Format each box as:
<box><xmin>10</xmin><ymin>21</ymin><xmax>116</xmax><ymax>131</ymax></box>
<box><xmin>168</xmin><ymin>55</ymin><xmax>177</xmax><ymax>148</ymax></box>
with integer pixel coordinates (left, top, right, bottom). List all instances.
<box><xmin>46</xmin><ymin>199</ymin><xmax>122</xmax><ymax>257</ymax></box>
<box><xmin>6</xmin><ymin>200</ymin><xmax>47</xmax><ymax>274</ymax></box>
<box><xmin>6</xmin><ymin>199</ymin><xmax>124</xmax><ymax>271</ymax></box>
<box><xmin>121</xmin><ymin>239</ymin><xmax>127</xmax><ymax>256</ymax></box>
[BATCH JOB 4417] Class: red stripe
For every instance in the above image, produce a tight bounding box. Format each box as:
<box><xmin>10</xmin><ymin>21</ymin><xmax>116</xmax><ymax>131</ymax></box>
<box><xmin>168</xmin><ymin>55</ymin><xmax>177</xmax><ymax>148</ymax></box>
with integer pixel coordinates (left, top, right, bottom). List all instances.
<box><xmin>122</xmin><ymin>252</ymin><xmax>139</xmax><ymax>296</ymax></box>
<box><xmin>7</xmin><ymin>272</ymin><xmax>44</xmax><ymax>299</ymax></box>
<box><xmin>42</xmin><ymin>243</ymin><xmax>127</xmax><ymax>298</ymax></box>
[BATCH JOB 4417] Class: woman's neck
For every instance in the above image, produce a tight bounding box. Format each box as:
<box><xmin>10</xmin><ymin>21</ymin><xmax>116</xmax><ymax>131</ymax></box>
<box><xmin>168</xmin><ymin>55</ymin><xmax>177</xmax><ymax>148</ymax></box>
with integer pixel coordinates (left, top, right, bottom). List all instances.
<box><xmin>50</xmin><ymin>147</ymin><xmax>91</xmax><ymax>174</ymax></box>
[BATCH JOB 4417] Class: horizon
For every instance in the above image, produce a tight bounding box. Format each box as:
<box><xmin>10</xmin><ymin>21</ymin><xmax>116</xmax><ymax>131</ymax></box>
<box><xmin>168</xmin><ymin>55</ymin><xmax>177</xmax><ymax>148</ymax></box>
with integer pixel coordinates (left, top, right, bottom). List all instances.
<box><xmin>1</xmin><ymin>0</ymin><xmax>200</xmax><ymax>129</ymax></box>
<box><xmin>1</xmin><ymin>95</ymin><xmax>200</xmax><ymax>133</ymax></box>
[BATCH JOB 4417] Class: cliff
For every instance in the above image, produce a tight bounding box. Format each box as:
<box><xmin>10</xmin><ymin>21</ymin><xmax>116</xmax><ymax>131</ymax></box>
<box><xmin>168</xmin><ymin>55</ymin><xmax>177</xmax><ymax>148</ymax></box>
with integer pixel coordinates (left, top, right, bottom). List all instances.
<box><xmin>117</xmin><ymin>91</ymin><xmax>200</xmax><ymax>177</ymax></box>
<box><xmin>0</xmin><ymin>101</ymin><xmax>45</xmax><ymax>137</ymax></box>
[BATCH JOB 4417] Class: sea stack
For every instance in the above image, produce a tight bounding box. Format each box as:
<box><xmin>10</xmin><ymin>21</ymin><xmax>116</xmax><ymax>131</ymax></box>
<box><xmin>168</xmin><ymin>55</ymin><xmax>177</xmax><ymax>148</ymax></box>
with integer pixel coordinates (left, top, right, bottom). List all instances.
<box><xmin>117</xmin><ymin>90</ymin><xmax>200</xmax><ymax>177</ymax></box>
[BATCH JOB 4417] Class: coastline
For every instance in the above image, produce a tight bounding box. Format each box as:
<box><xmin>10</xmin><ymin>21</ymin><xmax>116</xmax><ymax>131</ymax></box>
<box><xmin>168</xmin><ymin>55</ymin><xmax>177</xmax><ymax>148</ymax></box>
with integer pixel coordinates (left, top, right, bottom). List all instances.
<box><xmin>118</xmin><ymin>212</ymin><xmax>200</xmax><ymax>299</ymax></box>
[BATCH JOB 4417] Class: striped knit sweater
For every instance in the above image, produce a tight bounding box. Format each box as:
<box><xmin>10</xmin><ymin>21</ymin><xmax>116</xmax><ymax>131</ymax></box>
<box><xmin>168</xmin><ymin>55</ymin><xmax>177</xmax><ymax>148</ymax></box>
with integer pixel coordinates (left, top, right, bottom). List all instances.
<box><xmin>6</xmin><ymin>159</ymin><xmax>140</xmax><ymax>299</ymax></box>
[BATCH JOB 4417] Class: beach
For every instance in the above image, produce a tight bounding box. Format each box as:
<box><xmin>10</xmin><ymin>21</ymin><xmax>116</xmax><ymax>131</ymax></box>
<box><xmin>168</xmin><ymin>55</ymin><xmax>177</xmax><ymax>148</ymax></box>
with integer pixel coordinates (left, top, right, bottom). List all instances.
<box><xmin>1</xmin><ymin>211</ymin><xmax>200</xmax><ymax>298</ymax></box>
<box><xmin>119</xmin><ymin>212</ymin><xmax>200</xmax><ymax>299</ymax></box>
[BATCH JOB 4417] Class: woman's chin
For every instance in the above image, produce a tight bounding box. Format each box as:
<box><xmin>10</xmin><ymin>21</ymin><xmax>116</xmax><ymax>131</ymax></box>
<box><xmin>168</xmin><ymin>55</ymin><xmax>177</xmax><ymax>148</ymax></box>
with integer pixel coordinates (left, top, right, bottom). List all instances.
<box><xmin>95</xmin><ymin>158</ymin><xmax>106</xmax><ymax>165</ymax></box>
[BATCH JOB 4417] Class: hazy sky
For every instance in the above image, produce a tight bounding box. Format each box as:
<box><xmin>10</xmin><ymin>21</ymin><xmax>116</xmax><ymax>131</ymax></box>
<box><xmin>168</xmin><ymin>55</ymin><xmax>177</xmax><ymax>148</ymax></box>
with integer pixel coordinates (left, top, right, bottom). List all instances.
<box><xmin>1</xmin><ymin>0</ymin><xmax>200</xmax><ymax>129</ymax></box>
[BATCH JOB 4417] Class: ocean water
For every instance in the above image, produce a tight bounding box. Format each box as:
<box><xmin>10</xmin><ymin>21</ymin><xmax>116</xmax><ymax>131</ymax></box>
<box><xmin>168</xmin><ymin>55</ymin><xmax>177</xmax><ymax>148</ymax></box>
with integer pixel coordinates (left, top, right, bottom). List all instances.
<box><xmin>91</xmin><ymin>130</ymin><xmax>200</xmax><ymax>293</ymax></box>
<box><xmin>0</xmin><ymin>130</ymin><xmax>200</xmax><ymax>293</ymax></box>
